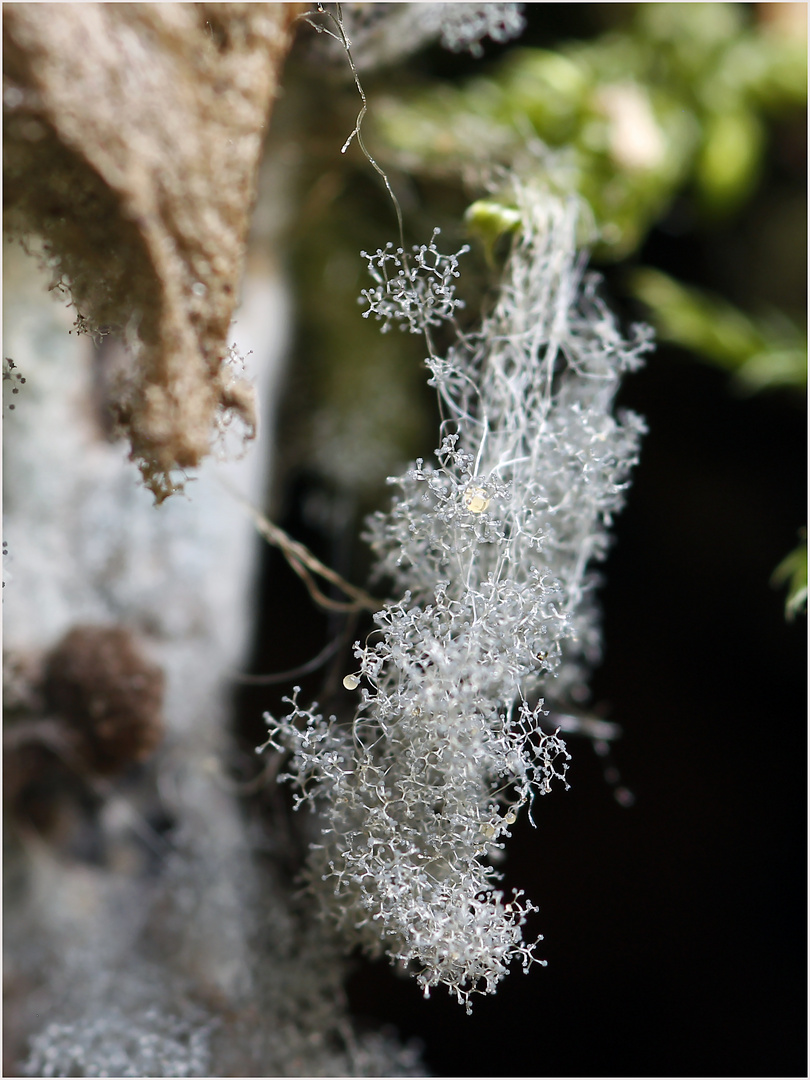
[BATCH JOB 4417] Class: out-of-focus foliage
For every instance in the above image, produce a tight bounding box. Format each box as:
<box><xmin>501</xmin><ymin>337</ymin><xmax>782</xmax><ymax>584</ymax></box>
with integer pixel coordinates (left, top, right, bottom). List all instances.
<box><xmin>627</xmin><ymin>254</ymin><xmax>810</xmax><ymax>621</ymax></box>
<box><xmin>372</xmin><ymin>2</ymin><xmax>806</xmax><ymax>257</ymax></box>
<box><xmin>772</xmin><ymin>530</ymin><xmax>808</xmax><ymax>620</ymax></box>
<box><xmin>629</xmin><ymin>267</ymin><xmax>807</xmax><ymax>397</ymax></box>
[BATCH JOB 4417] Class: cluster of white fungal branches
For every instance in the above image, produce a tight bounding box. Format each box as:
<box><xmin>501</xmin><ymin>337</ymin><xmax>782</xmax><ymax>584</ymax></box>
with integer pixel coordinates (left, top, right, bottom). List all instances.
<box><xmin>360</xmin><ymin>229</ymin><xmax>469</xmax><ymax>335</ymax></box>
<box><xmin>261</xmin><ymin>177</ymin><xmax>652</xmax><ymax>1010</ymax></box>
<box><xmin>311</xmin><ymin>3</ymin><xmax>527</xmax><ymax>71</ymax></box>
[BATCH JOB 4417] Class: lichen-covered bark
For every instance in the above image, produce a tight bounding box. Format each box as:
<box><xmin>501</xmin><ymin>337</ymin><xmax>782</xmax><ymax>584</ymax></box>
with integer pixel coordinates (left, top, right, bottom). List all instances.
<box><xmin>3</xmin><ymin>234</ymin><xmax>421</xmax><ymax>1077</ymax></box>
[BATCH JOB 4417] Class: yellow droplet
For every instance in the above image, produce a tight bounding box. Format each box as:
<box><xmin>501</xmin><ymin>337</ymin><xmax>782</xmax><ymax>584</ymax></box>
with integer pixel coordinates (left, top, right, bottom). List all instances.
<box><xmin>342</xmin><ymin>674</ymin><xmax>361</xmax><ymax>690</ymax></box>
<box><xmin>464</xmin><ymin>486</ymin><xmax>491</xmax><ymax>514</ymax></box>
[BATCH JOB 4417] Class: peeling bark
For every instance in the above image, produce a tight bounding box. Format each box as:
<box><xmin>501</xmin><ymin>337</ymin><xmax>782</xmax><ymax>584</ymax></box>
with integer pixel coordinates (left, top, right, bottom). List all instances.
<box><xmin>3</xmin><ymin>2</ymin><xmax>302</xmax><ymax>500</ymax></box>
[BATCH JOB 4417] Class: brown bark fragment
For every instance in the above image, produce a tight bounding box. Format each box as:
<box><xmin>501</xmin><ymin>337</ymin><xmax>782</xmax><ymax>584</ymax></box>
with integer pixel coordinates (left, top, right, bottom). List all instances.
<box><xmin>43</xmin><ymin>625</ymin><xmax>166</xmax><ymax>776</ymax></box>
<box><xmin>3</xmin><ymin>2</ymin><xmax>302</xmax><ymax>501</ymax></box>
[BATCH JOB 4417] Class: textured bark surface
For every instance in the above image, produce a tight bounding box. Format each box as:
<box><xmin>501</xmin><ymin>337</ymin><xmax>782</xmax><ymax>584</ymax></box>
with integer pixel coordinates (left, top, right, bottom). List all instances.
<box><xmin>3</xmin><ymin>2</ymin><xmax>301</xmax><ymax>501</ymax></box>
<box><xmin>2</xmin><ymin>236</ymin><xmax>395</xmax><ymax>1079</ymax></box>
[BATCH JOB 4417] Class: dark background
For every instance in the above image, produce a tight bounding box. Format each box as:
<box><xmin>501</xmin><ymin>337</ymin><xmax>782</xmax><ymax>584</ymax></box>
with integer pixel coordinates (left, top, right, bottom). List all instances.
<box><xmin>237</xmin><ymin>5</ymin><xmax>807</xmax><ymax>1076</ymax></box>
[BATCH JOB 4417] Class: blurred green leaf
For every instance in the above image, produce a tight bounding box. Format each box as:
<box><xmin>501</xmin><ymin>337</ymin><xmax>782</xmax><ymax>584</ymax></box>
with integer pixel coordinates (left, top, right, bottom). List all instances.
<box><xmin>695</xmin><ymin>110</ymin><xmax>764</xmax><ymax>214</ymax></box>
<box><xmin>772</xmin><ymin>532</ymin><xmax>808</xmax><ymax>620</ymax></box>
<box><xmin>629</xmin><ymin>268</ymin><xmax>807</xmax><ymax>395</ymax></box>
<box><xmin>372</xmin><ymin>4</ymin><xmax>806</xmax><ymax>259</ymax></box>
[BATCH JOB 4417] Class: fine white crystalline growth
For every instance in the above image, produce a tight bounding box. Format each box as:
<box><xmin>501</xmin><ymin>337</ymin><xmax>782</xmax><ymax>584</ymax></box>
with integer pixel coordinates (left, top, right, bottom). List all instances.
<box><xmin>437</xmin><ymin>3</ymin><xmax>526</xmax><ymax>57</ymax></box>
<box><xmin>360</xmin><ymin>229</ymin><xmax>469</xmax><ymax>334</ymax></box>
<box><xmin>307</xmin><ymin>4</ymin><xmax>526</xmax><ymax>73</ymax></box>
<box><xmin>262</xmin><ymin>181</ymin><xmax>651</xmax><ymax>1011</ymax></box>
